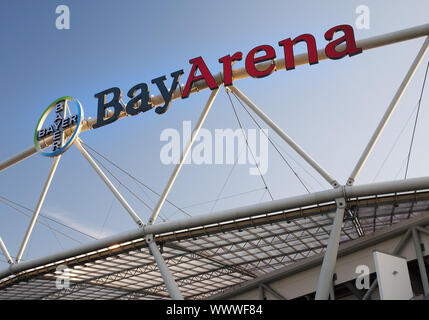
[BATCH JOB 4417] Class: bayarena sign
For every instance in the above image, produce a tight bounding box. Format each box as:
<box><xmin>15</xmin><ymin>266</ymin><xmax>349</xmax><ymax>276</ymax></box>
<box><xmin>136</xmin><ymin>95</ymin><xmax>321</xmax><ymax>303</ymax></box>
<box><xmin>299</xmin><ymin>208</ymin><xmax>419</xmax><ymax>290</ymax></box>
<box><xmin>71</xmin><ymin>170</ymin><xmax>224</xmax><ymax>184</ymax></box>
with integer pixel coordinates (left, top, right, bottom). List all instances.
<box><xmin>35</xmin><ymin>24</ymin><xmax>362</xmax><ymax>156</ymax></box>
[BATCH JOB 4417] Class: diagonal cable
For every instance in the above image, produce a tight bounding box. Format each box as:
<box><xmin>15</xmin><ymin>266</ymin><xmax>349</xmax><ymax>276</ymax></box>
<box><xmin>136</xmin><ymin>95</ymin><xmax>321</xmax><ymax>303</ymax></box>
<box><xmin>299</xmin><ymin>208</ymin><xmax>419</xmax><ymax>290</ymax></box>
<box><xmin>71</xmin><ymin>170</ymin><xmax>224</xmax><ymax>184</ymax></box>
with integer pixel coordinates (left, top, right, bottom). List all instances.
<box><xmin>231</xmin><ymin>90</ymin><xmax>311</xmax><ymax>193</ymax></box>
<box><xmin>81</xmin><ymin>144</ymin><xmax>168</xmax><ymax>222</ymax></box>
<box><xmin>210</xmin><ymin>143</ymin><xmax>245</xmax><ymax>213</ymax></box>
<box><xmin>226</xmin><ymin>89</ymin><xmax>274</xmax><ymax>200</ymax></box>
<box><xmin>80</xmin><ymin>141</ymin><xmax>191</xmax><ymax>218</ymax></box>
<box><xmin>0</xmin><ymin>197</ymin><xmax>84</xmax><ymax>243</ymax></box>
<box><xmin>373</xmin><ymin>101</ymin><xmax>419</xmax><ymax>182</ymax></box>
<box><xmin>405</xmin><ymin>59</ymin><xmax>429</xmax><ymax>178</ymax></box>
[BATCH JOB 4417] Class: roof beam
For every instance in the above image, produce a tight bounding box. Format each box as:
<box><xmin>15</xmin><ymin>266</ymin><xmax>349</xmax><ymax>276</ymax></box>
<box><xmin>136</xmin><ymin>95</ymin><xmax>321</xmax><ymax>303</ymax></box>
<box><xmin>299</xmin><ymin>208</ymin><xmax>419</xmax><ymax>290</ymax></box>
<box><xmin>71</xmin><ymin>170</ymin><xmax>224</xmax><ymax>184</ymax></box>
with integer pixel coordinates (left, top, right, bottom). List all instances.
<box><xmin>2</xmin><ymin>175</ymin><xmax>429</xmax><ymax>281</ymax></box>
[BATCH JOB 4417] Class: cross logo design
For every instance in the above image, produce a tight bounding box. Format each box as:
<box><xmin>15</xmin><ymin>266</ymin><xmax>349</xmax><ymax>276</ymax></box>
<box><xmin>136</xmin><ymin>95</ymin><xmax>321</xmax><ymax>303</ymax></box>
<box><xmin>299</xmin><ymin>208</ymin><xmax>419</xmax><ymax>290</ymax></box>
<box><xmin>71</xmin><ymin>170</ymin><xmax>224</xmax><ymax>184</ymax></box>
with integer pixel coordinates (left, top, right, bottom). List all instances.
<box><xmin>34</xmin><ymin>96</ymin><xmax>84</xmax><ymax>157</ymax></box>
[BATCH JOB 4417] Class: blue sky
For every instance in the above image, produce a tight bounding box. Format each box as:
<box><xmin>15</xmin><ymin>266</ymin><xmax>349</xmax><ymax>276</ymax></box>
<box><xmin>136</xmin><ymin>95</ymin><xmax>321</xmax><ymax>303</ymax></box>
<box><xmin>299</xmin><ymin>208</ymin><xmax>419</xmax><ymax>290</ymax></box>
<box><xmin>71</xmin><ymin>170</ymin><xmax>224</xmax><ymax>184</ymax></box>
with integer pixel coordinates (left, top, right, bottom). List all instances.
<box><xmin>0</xmin><ymin>1</ymin><xmax>429</xmax><ymax>268</ymax></box>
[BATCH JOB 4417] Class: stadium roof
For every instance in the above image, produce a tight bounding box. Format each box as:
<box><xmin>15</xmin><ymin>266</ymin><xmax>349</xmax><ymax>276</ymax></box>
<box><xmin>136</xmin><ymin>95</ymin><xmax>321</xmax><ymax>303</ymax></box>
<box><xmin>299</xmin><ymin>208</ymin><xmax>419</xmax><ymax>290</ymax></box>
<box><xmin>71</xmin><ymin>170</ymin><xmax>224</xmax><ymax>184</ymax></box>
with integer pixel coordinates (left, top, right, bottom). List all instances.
<box><xmin>0</xmin><ymin>188</ymin><xmax>428</xmax><ymax>300</ymax></box>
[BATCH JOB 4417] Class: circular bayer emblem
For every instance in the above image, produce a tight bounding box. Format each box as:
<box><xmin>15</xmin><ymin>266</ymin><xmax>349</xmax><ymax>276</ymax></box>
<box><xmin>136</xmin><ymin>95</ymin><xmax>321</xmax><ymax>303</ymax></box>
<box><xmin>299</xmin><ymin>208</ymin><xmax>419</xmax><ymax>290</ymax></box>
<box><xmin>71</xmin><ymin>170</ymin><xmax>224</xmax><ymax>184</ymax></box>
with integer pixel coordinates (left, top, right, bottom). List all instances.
<box><xmin>34</xmin><ymin>96</ymin><xmax>84</xmax><ymax>157</ymax></box>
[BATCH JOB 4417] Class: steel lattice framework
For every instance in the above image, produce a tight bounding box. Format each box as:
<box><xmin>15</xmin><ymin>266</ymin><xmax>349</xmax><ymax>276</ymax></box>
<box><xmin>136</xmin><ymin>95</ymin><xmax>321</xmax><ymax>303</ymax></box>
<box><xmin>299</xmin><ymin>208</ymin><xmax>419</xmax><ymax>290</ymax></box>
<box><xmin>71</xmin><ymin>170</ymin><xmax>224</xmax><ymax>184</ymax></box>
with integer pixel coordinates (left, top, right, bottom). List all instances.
<box><xmin>0</xmin><ymin>190</ymin><xmax>428</xmax><ymax>299</ymax></box>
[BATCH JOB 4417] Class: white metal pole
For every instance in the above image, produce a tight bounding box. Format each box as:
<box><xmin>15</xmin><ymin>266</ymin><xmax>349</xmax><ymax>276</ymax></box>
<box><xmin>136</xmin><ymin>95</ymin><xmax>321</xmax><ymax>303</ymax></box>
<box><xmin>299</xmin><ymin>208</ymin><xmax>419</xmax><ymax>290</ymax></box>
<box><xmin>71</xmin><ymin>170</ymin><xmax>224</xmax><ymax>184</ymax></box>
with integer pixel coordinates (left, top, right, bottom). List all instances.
<box><xmin>230</xmin><ymin>85</ymin><xmax>339</xmax><ymax>188</ymax></box>
<box><xmin>16</xmin><ymin>155</ymin><xmax>61</xmax><ymax>263</ymax></box>
<box><xmin>416</xmin><ymin>226</ymin><xmax>429</xmax><ymax>236</ymax></box>
<box><xmin>315</xmin><ymin>198</ymin><xmax>346</xmax><ymax>300</ymax></box>
<box><xmin>0</xmin><ymin>237</ymin><xmax>13</xmax><ymax>265</ymax></box>
<box><xmin>411</xmin><ymin>228</ymin><xmax>429</xmax><ymax>296</ymax></box>
<box><xmin>146</xmin><ymin>234</ymin><xmax>184</xmax><ymax>300</ymax></box>
<box><xmin>148</xmin><ymin>88</ymin><xmax>220</xmax><ymax>224</ymax></box>
<box><xmin>347</xmin><ymin>37</ymin><xmax>429</xmax><ymax>186</ymax></box>
<box><xmin>2</xmin><ymin>176</ymin><xmax>429</xmax><ymax>280</ymax></box>
<box><xmin>74</xmin><ymin>139</ymin><xmax>144</xmax><ymax>228</ymax></box>
<box><xmin>0</xmin><ymin>146</ymin><xmax>37</xmax><ymax>173</ymax></box>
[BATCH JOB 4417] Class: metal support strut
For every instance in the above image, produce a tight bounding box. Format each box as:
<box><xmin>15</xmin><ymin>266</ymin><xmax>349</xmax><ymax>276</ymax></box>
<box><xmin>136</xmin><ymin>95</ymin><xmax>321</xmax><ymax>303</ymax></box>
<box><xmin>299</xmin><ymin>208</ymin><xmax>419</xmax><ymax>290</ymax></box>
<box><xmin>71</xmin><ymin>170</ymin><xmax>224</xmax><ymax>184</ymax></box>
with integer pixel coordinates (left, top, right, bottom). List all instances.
<box><xmin>347</xmin><ymin>36</ymin><xmax>429</xmax><ymax>186</ymax></box>
<box><xmin>229</xmin><ymin>85</ymin><xmax>339</xmax><ymax>188</ymax></box>
<box><xmin>148</xmin><ymin>87</ymin><xmax>220</xmax><ymax>224</ymax></box>
<box><xmin>315</xmin><ymin>197</ymin><xmax>346</xmax><ymax>300</ymax></box>
<box><xmin>412</xmin><ymin>228</ymin><xmax>429</xmax><ymax>296</ymax></box>
<box><xmin>0</xmin><ymin>237</ymin><xmax>13</xmax><ymax>265</ymax></box>
<box><xmin>16</xmin><ymin>155</ymin><xmax>61</xmax><ymax>263</ymax></box>
<box><xmin>74</xmin><ymin>138</ymin><xmax>144</xmax><ymax>228</ymax></box>
<box><xmin>146</xmin><ymin>234</ymin><xmax>184</xmax><ymax>300</ymax></box>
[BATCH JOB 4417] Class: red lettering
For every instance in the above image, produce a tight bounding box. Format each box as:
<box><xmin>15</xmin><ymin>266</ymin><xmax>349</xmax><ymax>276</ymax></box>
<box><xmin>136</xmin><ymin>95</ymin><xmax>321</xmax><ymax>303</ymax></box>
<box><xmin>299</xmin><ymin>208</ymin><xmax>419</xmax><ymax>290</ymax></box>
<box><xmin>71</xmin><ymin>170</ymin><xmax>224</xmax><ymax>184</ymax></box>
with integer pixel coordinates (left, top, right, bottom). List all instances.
<box><xmin>182</xmin><ymin>56</ymin><xmax>218</xmax><ymax>98</ymax></box>
<box><xmin>325</xmin><ymin>24</ymin><xmax>362</xmax><ymax>60</ymax></box>
<box><xmin>245</xmin><ymin>45</ymin><xmax>276</xmax><ymax>78</ymax></box>
<box><xmin>219</xmin><ymin>52</ymin><xmax>243</xmax><ymax>86</ymax></box>
<box><xmin>278</xmin><ymin>34</ymin><xmax>318</xmax><ymax>70</ymax></box>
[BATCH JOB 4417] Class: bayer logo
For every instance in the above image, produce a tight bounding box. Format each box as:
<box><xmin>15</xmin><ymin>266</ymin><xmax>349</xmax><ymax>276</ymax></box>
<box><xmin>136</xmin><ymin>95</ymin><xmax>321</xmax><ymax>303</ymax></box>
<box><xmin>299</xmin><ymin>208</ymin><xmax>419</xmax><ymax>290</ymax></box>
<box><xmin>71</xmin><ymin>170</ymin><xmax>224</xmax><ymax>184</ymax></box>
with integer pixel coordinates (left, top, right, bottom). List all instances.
<box><xmin>34</xmin><ymin>96</ymin><xmax>84</xmax><ymax>157</ymax></box>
